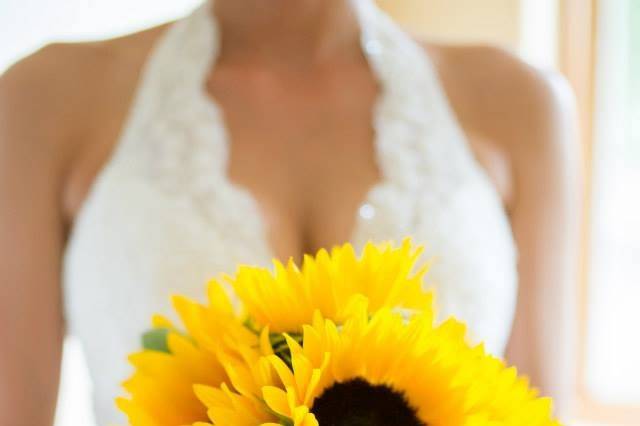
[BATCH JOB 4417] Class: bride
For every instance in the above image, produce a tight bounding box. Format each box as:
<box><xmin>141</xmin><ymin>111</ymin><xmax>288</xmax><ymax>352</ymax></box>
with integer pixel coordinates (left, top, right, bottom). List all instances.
<box><xmin>0</xmin><ymin>0</ymin><xmax>579</xmax><ymax>424</ymax></box>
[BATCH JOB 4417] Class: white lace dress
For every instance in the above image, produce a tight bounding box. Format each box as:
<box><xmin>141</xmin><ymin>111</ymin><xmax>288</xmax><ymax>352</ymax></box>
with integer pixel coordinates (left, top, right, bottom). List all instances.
<box><xmin>63</xmin><ymin>1</ymin><xmax>518</xmax><ymax>424</ymax></box>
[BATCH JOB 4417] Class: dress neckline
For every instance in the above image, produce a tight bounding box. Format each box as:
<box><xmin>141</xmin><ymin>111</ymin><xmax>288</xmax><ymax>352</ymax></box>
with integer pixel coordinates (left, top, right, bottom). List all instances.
<box><xmin>112</xmin><ymin>0</ymin><xmax>458</xmax><ymax>265</ymax></box>
<box><xmin>184</xmin><ymin>0</ymin><xmax>396</xmax><ymax>261</ymax></box>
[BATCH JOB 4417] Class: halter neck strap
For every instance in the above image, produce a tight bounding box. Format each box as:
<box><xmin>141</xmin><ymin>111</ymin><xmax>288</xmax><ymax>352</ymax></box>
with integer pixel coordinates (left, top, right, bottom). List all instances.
<box><xmin>112</xmin><ymin>0</ymin><xmax>479</xmax><ymax>231</ymax></box>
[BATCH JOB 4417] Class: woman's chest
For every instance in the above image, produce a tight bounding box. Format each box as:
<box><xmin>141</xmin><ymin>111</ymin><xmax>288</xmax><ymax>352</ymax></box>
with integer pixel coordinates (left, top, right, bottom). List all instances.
<box><xmin>217</xmin><ymin>71</ymin><xmax>383</xmax><ymax>260</ymax></box>
<box><xmin>65</xmin><ymin>97</ymin><xmax>510</xmax><ymax>266</ymax></box>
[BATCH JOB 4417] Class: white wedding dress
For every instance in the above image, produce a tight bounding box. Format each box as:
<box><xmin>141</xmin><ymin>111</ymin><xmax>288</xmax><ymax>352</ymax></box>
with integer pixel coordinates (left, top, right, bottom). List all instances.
<box><xmin>63</xmin><ymin>0</ymin><xmax>518</xmax><ymax>424</ymax></box>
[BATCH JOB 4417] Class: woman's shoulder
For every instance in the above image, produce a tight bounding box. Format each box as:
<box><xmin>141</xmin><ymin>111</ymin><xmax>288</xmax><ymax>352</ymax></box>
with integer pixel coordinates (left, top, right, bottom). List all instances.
<box><xmin>0</xmin><ymin>24</ymin><xmax>170</xmax><ymax>153</ymax></box>
<box><xmin>0</xmin><ymin>24</ymin><xmax>169</xmax><ymax>197</ymax></box>
<box><xmin>420</xmin><ymin>42</ymin><xmax>578</xmax><ymax>206</ymax></box>
<box><xmin>0</xmin><ymin>24</ymin><xmax>169</xmax><ymax>102</ymax></box>
<box><xmin>427</xmin><ymin>44</ymin><xmax>575</xmax><ymax>158</ymax></box>
<box><xmin>424</xmin><ymin>42</ymin><xmax>575</xmax><ymax>144</ymax></box>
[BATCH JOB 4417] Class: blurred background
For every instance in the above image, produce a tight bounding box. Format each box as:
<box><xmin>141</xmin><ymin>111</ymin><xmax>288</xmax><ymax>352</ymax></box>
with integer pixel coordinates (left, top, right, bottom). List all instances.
<box><xmin>0</xmin><ymin>0</ymin><xmax>637</xmax><ymax>425</ymax></box>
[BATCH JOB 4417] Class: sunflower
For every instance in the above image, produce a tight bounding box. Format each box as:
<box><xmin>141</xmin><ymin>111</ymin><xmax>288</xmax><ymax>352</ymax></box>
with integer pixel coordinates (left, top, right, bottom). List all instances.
<box><xmin>119</xmin><ymin>240</ymin><xmax>561</xmax><ymax>426</ymax></box>
<box><xmin>117</xmin><ymin>283</ymin><xmax>260</xmax><ymax>426</ymax></box>
<box><xmin>118</xmin><ymin>240</ymin><xmax>434</xmax><ymax>426</ymax></box>
<box><xmin>230</xmin><ymin>239</ymin><xmax>432</xmax><ymax>333</ymax></box>
<box><xmin>190</xmin><ymin>335</ymin><xmax>283</xmax><ymax>426</ymax></box>
<box><xmin>196</xmin><ymin>299</ymin><xmax>561</xmax><ymax>426</ymax></box>
<box><xmin>188</xmin><ymin>333</ymin><xmax>280</xmax><ymax>426</ymax></box>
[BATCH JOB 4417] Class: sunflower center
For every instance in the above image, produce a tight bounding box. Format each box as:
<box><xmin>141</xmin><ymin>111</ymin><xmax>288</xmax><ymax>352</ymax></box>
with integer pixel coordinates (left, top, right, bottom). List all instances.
<box><xmin>311</xmin><ymin>378</ymin><xmax>426</xmax><ymax>426</ymax></box>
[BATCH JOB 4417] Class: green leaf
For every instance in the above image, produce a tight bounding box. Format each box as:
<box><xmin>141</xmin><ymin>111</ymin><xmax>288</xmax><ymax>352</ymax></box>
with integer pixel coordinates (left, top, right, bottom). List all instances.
<box><xmin>141</xmin><ymin>328</ymin><xmax>171</xmax><ymax>353</ymax></box>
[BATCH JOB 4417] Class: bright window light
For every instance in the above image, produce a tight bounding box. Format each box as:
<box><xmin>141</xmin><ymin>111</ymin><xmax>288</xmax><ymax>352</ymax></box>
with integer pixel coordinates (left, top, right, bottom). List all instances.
<box><xmin>585</xmin><ymin>0</ymin><xmax>640</xmax><ymax>405</ymax></box>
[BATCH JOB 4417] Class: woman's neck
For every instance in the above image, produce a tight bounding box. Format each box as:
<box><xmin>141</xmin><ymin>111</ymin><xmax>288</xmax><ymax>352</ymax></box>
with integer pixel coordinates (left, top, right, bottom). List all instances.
<box><xmin>212</xmin><ymin>0</ymin><xmax>363</xmax><ymax>67</ymax></box>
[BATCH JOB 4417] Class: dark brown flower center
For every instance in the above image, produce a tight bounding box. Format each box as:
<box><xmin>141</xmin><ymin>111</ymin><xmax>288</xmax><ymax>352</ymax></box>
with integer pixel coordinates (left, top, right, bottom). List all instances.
<box><xmin>311</xmin><ymin>378</ymin><xmax>426</xmax><ymax>426</ymax></box>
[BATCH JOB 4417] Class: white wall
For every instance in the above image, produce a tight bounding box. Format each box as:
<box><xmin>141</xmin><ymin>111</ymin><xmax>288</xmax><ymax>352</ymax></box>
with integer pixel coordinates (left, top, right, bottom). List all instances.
<box><xmin>0</xmin><ymin>0</ymin><xmax>202</xmax><ymax>72</ymax></box>
<box><xmin>586</xmin><ymin>0</ymin><xmax>640</xmax><ymax>404</ymax></box>
<box><xmin>378</xmin><ymin>0</ymin><xmax>521</xmax><ymax>47</ymax></box>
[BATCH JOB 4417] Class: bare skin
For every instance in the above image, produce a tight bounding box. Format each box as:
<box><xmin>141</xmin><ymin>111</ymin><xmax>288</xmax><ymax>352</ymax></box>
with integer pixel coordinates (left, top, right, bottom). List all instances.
<box><xmin>0</xmin><ymin>1</ymin><xmax>580</xmax><ymax>424</ymax></box>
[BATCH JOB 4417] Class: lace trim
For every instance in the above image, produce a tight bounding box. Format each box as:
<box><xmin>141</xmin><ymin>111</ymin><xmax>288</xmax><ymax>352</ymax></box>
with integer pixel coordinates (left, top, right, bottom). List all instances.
<box><xmin>114</xmin><ymin>0</ymin><xmax>494</xmax><ymax>256</ymax></box>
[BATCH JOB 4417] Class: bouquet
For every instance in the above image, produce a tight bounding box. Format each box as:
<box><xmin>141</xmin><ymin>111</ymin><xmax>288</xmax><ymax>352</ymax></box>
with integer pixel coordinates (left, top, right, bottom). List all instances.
<box><xmin>117</xmin><ymin>240</ymin><xmax>561</xmax><ymax>426</ymax></box>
